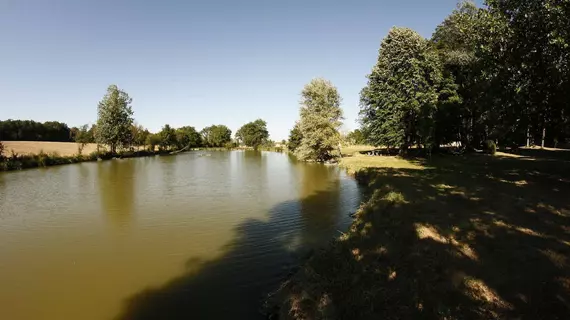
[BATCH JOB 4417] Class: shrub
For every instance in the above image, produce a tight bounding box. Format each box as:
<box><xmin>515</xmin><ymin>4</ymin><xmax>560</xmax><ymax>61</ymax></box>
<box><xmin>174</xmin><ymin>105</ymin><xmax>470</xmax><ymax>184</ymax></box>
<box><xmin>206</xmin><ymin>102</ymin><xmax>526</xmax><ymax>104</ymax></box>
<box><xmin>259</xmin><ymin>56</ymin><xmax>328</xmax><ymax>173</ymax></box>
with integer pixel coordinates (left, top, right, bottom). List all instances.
<box><xmin>484</xmin><ymin>140</ymin><xmax>497</xmax><ymax>155</ymax></box>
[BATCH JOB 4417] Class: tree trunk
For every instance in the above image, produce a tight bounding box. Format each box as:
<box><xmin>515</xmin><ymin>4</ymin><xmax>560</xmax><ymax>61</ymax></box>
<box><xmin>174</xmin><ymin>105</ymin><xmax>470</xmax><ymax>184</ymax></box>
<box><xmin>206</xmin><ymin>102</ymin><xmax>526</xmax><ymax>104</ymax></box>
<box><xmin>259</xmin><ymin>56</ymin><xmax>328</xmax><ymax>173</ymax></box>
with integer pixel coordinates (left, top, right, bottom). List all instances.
<box><xmin>541</xmin><ymin>127</ymin><xmax>546</xmax><ymax>149</ymax></box>
<box><xmin>526</xmin><ymin>127</ymin><xmax>530</xmax><ymax>147</ymax></box>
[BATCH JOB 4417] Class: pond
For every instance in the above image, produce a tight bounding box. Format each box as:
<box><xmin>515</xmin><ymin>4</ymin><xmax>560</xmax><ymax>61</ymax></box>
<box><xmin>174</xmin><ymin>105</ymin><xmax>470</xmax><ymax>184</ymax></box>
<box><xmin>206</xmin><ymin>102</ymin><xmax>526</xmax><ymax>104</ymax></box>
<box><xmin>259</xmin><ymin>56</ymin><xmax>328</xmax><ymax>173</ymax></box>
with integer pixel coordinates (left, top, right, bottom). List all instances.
<box><xmin>0</xmin><ymin>151</ymin><xmax>361</xmax><ymax>320</ymax></box>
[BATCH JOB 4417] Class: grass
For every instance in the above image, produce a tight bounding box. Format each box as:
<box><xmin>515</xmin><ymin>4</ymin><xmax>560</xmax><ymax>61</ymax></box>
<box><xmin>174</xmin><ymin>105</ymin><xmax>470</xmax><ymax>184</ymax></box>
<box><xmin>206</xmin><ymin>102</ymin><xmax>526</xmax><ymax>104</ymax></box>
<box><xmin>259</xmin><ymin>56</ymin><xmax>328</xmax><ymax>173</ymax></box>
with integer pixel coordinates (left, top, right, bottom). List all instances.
<box><xmin>270</xmin><ymin>151</ymin><xmax>570</xmax><ymax>319</ymax></box>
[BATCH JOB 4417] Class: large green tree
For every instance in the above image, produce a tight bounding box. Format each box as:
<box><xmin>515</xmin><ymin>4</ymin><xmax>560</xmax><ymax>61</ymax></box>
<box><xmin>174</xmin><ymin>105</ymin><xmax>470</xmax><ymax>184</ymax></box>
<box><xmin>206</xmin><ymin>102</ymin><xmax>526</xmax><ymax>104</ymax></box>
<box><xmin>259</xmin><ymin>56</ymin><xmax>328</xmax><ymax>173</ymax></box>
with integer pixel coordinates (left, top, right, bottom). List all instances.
<box><xmin>95</xmin><ymin>85</ymin><xmax>134</xmax><ymax>153</ymax></box>
<box><xmin>295</xmin><ymin>78</ymin><xmax>343</xmax><ymax>162</ymax></box>
<box><xmin>360</xmin><ymin>27</ymin><xmax>443</xmax><ymax>152</ymax></box>
<box><xmin>236</xmin><ymin>119</ymin><xmax>269</xmax><ymax>150</ymax></box>
<box><xmin>175</xmin><ymin>126</ymin><xmax>202</xmax><ymax>149</ymax></box>
<box><xmin>158</xmin><ymin>124</ymin><xmax>177</xmax><ymax>150</ymax></box>
<box><xmin>200</xmin><ymin>125</ymin><xmax>232</xmax><ymax>147</ymax></box>
<box><xmin>485</xmin><ymin>0</ymin><xmax>570</xmax><ymax>147</ymax></box>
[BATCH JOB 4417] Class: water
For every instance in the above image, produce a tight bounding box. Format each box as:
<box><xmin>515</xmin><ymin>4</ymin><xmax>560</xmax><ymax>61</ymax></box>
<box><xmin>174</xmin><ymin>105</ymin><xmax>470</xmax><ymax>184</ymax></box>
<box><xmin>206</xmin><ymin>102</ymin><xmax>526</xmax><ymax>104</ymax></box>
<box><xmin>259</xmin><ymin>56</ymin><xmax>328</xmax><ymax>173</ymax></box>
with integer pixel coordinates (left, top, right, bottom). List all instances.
<box><xmin>0</xmin><ymin>151</ymin><xmax>361</xmax><ymax>320</ymax></box>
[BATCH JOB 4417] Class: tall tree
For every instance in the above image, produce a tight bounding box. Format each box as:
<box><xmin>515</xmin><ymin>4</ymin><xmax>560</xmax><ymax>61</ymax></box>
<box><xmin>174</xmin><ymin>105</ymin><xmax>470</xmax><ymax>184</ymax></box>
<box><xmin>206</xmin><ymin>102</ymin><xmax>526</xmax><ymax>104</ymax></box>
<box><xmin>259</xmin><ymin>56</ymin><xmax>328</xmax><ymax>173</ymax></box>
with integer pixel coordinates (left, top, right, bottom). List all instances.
<box><xmin>200</xmin><ymin>125</ymin><xmax>232</xmax><ymax>147</ymax></box>
<box><xmin>175</xmin><ymin>126</ymin><xmax>202</xmax><ymax>149</ymax></box>
<box><xmin>95</xmin><ymin>85</ymin><xmax>134</xmax><ymax>153</ymax></box>
<box><xmin>287</xmin><ymin>123</ymin><xmax>303</xmax><ymax>152</ymax></box>
<box><xmin>158</xmin><ymin>124</ymin><xmax>177</xmax><ymax>150</ymax></box>
<box><xmin>485</xmin><ymin>0</ymin><xmax>570</xmax><ymax>147</ymax></box>
<box><xmin>235</xmin><ymin>119</ymin><xmax>269</xmax><ymax>150</ymax></box>
<box><xmin>360</xmin><ymin>27</ymin><xmax>443</xmax><ymax>153</ymax></box>
<box><xmin>295</xmin><ymin>78</ymin><xmax>343</xmax><ymax>162</ymax></box>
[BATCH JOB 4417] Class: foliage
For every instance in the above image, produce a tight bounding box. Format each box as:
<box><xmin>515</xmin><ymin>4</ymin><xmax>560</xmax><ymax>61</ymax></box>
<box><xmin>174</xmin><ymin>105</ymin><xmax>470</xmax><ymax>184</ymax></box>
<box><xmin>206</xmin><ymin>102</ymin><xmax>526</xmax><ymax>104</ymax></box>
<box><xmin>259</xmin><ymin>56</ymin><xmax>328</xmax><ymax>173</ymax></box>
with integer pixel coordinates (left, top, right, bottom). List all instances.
<box><xmin>360</xmin><ymin>27</ymin><xmax>444</xmax><ymax>153</ymax></box>
<box><xmin>483</xmin><ymin>140</ymin><xmax>497</xmax><ymax>155</ymax></box>
<box><xmin>200</xmin><ymin>125</ymin><xmax>232</xmax><ymax>147</ymax></box>
<box><xmin>145</xmin><ymin>133</ymin><xmax>161</xmax><ymax>151</ymax></box>
<box><xmin>158</xmin><ymin>124</ymin><xmax>177</xmax><ymax>150</ymax></box>
<box><xmin>346</xmin><ymin>129</ymin><xmax>366</xmax><ymax>145</ymax></box>
<box><xmin>175</xmin><ymin>126</ymin><xmax>202</xmax><ymax>149</ymax></box>
<box><xmin>0</xmin><ymin>119</ymin><xmax>71</xmax><ymax>142</ymax></box>
<box><xmin>295</xmin><ymin>78</ymin><xmax>343</xmax><ymax>161</ymax></box>
<box><xmin>0</xmin><ymin>141</ymin><xmax>4</xmax><ymax>158</ymax></box>
<box><xmin>95</xmin><ymin>85</ymin><xmax>134</xmax><ymax>153</ymax></box>
<box><xmin>131</xmin><ymin>124</ymin><xmax>149</xmax><ymax>147</ymax></box>
<box><xmin>287</xmin><ymin>123</ymin><xmax>303</xmax><ymax>153</ymax></box>
<box><xmin>236</xmin><ymin>119</ymin><xmax>269</xmax><ymax>150</ymax></box>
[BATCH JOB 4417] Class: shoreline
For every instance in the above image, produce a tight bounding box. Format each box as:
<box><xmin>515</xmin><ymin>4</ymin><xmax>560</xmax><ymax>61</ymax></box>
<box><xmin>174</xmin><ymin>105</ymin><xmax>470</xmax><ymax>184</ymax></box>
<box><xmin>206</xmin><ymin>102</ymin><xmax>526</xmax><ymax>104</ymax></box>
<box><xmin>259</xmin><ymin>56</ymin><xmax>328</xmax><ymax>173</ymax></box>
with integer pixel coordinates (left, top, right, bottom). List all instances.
<box><xmin>0</xmin><ymin>147</ymin><xmax>288</xmax><ymax>172</ymax></box>
<box><xmin>0</xmin><ymin>149</ymin><xmax>172</xmax><ymax>172</ymax></box>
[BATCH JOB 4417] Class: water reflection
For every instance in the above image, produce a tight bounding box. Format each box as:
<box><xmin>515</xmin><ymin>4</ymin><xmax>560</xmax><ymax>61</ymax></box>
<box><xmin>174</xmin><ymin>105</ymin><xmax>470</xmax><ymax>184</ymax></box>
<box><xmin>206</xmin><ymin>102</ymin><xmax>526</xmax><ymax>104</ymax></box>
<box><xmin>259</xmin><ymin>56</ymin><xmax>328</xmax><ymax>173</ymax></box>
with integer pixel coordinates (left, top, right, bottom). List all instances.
<box><xmin>114</xmin><ymin>160</ymin><xmax>354</xmax><ymax>320</ymax></box>
<box><xmin>97</xmin><ymin>160</ymin><xmax>136</xmax><ymax>228</ymax></box>
<box><xmin>297</xmin><ymin>164</ymin><xmax>342</xmax><ymax>248</ymax></box>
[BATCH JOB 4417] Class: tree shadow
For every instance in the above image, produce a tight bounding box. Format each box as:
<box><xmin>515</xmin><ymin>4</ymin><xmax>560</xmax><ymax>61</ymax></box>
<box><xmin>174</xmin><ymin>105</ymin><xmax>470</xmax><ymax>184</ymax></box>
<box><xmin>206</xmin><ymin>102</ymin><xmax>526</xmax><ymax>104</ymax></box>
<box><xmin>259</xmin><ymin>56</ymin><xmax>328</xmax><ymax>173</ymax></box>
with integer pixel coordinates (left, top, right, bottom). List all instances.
<box><xmin>113</xmin><ymin>167</ymin><xmax>358</xmax><ymax>320</ymax></box>
<box><xmin>278</xmin><ymin>154</ymin><xmax>570</xmax><ymax>319</ymax></box>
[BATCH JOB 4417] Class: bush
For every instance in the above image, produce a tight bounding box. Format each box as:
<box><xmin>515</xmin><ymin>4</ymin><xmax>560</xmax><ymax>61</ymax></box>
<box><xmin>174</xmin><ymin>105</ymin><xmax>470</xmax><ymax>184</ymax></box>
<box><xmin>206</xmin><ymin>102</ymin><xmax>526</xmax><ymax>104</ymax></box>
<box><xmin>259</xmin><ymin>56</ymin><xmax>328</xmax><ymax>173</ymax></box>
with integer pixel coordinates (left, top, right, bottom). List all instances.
<box><xmin>484</xmin><ymin>140</ymin><xmax>497</xmax><ymax>155</ymax></box>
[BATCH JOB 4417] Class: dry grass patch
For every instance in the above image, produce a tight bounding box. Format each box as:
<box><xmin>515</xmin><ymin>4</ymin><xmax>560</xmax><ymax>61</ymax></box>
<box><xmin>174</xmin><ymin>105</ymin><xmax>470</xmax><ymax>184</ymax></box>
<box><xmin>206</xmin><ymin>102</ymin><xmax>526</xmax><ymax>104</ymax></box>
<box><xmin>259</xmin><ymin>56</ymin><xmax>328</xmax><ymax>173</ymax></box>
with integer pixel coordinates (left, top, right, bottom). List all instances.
<box><xmin>1</xmin><ymin>141</ymin><xmax>102</xmax><ymax>156</ymax></box>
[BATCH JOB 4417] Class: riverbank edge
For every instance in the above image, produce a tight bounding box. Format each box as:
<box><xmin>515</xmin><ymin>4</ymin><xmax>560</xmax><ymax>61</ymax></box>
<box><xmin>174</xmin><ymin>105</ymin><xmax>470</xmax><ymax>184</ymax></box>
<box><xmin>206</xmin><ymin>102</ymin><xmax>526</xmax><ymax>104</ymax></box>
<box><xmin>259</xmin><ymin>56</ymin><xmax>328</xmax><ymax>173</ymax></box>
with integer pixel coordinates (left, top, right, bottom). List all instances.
<box><xmin>0</xmin><ymin>149</ymin><xmax>173</xmax><ymax>172</ymax></box>
<box><xmin>0</xmin><ymin>147</ymin><xmax>289</xmax><ymax>172</ymax></box>
<box><xmin>263</xmin><ymin>159</ymin><xmax>378</xmax><ymax>319</ymax></box>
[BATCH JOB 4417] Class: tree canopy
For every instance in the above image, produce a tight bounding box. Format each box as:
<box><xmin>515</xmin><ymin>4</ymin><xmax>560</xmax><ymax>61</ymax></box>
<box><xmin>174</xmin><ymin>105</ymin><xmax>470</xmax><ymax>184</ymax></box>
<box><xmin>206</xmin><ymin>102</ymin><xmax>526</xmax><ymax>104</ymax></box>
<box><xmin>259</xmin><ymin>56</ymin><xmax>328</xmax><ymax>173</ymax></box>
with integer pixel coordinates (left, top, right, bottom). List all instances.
<box><xmin>287</xmin><ymin>123</ymin><xmax>303</xmax><ymax>153</ymax></box>
<box><xmin>295</xmin><ymin>78</ymin><xmax>343</xmax><ymax>161</ymax></box>
<box><xmin>201</xmin><ymin>125</ymin><xmax>232</xmax><ymax>147</ymax></box>
<box><xmin>95</xmin><ymin>85</ymin><xmax>134</xmax><ymax>153</ymax></box>
<box><xmin>236</xmin><ymin>119</ymin><xmax>269</xmax><ymax>150</ymax></box>
<box><xmin>0</xmin><ymin>120</ymin><xmax>71</xmax><ymax>142</ymax></box>
<box><xmin>175</xmin><ymin>126</ymin><xmax>202</xmax><ymax>149</ymax></box>
<box><xmin>158</xmin><ymin>124</ymin><xmax>177</xmax><ymax>150</ymax></box>
<box><xmin>360</xmin><ymin>27</ymin><xmax>445</xmax><ymax>152</ymax></box>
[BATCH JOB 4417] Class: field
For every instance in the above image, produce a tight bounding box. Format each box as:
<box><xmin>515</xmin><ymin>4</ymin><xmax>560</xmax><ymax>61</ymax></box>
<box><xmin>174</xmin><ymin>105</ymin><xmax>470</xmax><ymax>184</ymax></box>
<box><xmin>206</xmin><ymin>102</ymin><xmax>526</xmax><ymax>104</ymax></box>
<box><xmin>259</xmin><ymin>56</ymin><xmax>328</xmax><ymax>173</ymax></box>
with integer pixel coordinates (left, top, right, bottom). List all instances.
<box><xmin>275</xmin><ymin>149</ymin><xmax>570</xmax><ymax>319</ymax></box>
<box><xmin>1</xmin><ymin>141</ymin><xmax>102</xmax><ymax>156</ymax></box>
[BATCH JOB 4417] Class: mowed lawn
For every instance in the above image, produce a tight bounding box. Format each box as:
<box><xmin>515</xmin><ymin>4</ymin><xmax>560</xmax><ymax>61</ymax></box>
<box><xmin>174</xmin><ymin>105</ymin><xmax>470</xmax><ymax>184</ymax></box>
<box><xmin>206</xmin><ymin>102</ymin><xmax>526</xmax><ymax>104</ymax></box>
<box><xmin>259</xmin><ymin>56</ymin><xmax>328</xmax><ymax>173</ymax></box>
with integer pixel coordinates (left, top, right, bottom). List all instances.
<box><xmin>278</xmin><ymin>150</ymin><xmax>570</xmax><ymax>319</ymax></box>
<box><xmin>1</xmin><ymin>141</ymin><xmax>102</xmax><ymax>156</ymax></box>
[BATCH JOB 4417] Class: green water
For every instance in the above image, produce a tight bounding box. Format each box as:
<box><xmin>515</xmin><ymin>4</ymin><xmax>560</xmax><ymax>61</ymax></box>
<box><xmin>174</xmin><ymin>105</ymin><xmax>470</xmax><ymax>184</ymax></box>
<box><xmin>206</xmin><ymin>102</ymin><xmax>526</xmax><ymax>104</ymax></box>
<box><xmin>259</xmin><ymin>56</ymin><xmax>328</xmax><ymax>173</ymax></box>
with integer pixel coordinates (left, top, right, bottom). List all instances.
<box><xmin>0</xmin><ymin>151</ymin><xmax>361</xmax><ymax>319</ymax></box>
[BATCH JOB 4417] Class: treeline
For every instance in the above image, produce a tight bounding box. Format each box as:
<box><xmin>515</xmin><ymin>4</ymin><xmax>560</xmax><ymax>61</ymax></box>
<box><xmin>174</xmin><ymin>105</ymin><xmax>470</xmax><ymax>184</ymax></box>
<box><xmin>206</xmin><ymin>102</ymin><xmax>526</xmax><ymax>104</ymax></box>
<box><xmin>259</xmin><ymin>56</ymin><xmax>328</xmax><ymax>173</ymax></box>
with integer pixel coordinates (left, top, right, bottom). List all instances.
<box><xmin>0</xmin><ymin>120</ymin><xmax>72</xmax><ymax>142</ymax></box>
<box><xmin>358</xmin><ymin>0</ymin><xmax>570</xmax><ymax>152</ymax></box>
<box><xmin>1</xmin><ymin>84</ymin><xmax>274</xmax><ymax>159</ymax></box>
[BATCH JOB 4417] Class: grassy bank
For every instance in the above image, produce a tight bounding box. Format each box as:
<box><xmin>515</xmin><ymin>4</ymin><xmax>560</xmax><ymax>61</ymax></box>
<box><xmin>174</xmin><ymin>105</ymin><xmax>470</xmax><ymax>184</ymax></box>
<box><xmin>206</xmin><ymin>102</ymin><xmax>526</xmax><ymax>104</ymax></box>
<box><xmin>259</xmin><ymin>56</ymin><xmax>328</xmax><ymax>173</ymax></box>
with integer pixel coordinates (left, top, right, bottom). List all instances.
<box><xmin>270</xmin><ymin>151</ymin><xmax>570</xmax><ymax>319</ymax></box>
<box><xmin>0</xmin><ymin>149</ymin><xmax>168</xmax><ymax>172</ymax></box>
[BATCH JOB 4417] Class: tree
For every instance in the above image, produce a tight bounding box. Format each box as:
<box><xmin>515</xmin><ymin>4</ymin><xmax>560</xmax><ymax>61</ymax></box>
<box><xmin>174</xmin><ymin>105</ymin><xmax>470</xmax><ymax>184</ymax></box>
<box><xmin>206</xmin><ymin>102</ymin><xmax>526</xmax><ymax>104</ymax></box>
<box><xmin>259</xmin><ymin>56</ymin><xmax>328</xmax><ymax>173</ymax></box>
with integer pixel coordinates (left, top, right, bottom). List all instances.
<box><xmin>95</xmin><ymin>85</ymin><xmax>134</xmax><ymax>153</ymax></box>
<box><xmin>235</xmin><ymin>119</ymin><xmax>269</xmax><ymax>150</ymax></box>
<box><xmin>287</xmin><ymin>123</ymin><xmax>303</xmax><ymax>152</ymax></box>
<box><xmin>158</xmin><ymin>124</ymin><xmax>177</xmax><ymax>150</ymax></box>
<box><xmin>145</xmin><ymin>133</ymin><xmax>161</xmax><ymax>151</ymax></box>
<box><xmin>75</xmin><ymin>124</ymin><xmax>92</xmax><ymax>154</ymax></box>
<box><xmin>360</xmin><ymin>27</ymin><xmax>443</xmax><ymax>153</ymax></box>
<box><xmin>175</xmin><ymin>126</ymin><xmax>202</xmax><ymax>149</ymax></box>
<box><xmin>346</xmin><ymin>129</ymin><xmax>366</xmax><ymax>145</ymax></box>
<box><xmin>295</xmin><ymin>78</ymin><xmax>343</xmax><ymax>161</ymax></box>
<box><xmin>485</xmin><ymin>0</ymin><xmax>570</xmax><ymax>147</ymax></box>
<box><xmin>131</xmin><ymin>124</ymin><xmax>149</xmax><ymax>148</ymax></box>
<box><xmin>200</xmin><ymin>125</ymin><xmax>232</xmax><ymax>147</ymax></box>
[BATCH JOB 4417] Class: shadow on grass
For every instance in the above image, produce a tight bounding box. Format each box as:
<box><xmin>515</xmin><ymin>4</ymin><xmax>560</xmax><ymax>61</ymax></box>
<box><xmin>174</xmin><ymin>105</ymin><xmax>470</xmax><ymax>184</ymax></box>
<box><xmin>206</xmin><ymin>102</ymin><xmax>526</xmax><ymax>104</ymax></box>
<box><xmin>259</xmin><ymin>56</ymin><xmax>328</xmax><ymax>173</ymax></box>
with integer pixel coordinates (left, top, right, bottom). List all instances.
<box><xmin>277</xmin><ymin>154</ymin><xmax>570</xmax><ymax>319</ymax></box>
<box><xmin>499</xmin><ymin>147</ymin><xmax>570</xmax><ymax>162</ymax></box>
<box><xmin>113</xmin><ymin>169</ymin><xmax>358</xmax><ymax>320</ymax></box>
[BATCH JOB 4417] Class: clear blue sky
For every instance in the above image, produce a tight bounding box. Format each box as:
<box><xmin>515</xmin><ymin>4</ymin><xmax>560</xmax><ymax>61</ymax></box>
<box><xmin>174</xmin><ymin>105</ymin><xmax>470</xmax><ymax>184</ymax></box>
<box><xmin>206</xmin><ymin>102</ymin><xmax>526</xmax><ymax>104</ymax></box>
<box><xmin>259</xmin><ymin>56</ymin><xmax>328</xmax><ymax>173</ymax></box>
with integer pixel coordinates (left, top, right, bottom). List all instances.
<box><xmin>0</xmin><ymin>0</ymin><xmax>483</xmax><ymax>140</ymax></box>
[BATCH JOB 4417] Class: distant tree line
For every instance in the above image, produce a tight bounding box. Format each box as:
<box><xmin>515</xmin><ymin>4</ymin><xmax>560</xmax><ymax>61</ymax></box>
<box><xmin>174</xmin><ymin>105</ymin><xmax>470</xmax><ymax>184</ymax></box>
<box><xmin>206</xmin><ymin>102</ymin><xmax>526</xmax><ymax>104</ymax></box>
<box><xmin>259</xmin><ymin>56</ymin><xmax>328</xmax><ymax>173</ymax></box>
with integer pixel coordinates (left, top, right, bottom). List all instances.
<box><xmin>1</xmin><ymin>84</ymin><xmax>273</xmax><ymax>155</ymax></box>
<box><xmin>0</xmin><ymin>120</ymin><xmax>72</xmax><ymax>142</ymax></box>
<box><xmin>358</xmin><ymin>0</ymin><xmax>570</xmax><ymax>153</ymax></box>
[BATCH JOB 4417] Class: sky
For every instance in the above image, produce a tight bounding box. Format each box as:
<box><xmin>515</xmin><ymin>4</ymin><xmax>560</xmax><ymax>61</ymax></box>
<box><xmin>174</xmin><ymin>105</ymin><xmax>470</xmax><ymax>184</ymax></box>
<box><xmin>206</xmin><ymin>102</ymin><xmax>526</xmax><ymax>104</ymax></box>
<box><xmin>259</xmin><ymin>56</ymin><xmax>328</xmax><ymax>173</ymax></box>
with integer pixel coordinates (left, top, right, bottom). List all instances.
<box><xmin>0</xmin><ymin>0</ymin><xmax>484</xmax><ymax>141</ymax></box>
